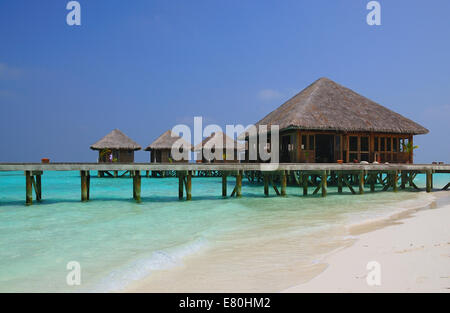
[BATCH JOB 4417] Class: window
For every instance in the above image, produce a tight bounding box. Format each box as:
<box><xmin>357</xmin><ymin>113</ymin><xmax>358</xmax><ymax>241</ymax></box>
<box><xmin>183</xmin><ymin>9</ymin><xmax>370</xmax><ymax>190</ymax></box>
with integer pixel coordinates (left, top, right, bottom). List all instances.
<box><xmin>374</xmin><ymin>137</ymin><xmax>379</xmax><ymax>152</ymax></box>
<box><xmin>349</xmin><ymin>136</ymin><xmax>358</xmax><ymax>151</ymax></box>
<box><xmin>302</xmin><ymin>135</ymin><xmax>307</xmax><ymax>149</ymax></box>
<box><xmin>380</xmin><ymin>138</ymin><xmax>385</xmax><ymax>151</ymax></box>
<box><xmin>387</xmin><ymin>138</ymin><xmax>391</xmax><ymax>152</ymax></box>
<box><xmin>393</xmin><ymin>138</ymin><xmax>398</xmax><ymax>152</ymax></box>
<box><xmin>349</xmin><ymin>153</ymin><xmax>358</xmax><ymax>162</ymax></box>
<box><xmin>361</xmin><ymin>137</ymin><xmax>369</xmax><ymax>152</ymax></box>
<box><xmin>335</xmin><ymin>135</ymin><xmax>341</xmax><ymax>157</ymax></box>
<box><xmin>361</xmin><ymin>153</ymin><xmax>369</xmax><ymax>161</ymax></box>
<box><xmin>308</xmin><ymin>135</ymin><xmax>315</xmax><ymax>150</ymax></box>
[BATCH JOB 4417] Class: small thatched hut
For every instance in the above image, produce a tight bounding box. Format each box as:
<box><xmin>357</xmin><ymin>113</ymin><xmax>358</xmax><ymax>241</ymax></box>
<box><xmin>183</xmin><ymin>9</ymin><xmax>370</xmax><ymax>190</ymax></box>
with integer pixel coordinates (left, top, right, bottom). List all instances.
<box><xmin>145</xmin><ymin>130</ymin><xmax>191</xmax><ymax>163</ymax></box>
<box><xmin>90</xmin><ymin>129</ymin><xmax>141</xmax><ymax>163</ymax></box>
<box><xmin>243</xmin><ymin>77</ymin><xmax>428</xmax><ymax>163</ymax></box>
<box><xmin>193</xmin><ymin>131</ymin><xmax>245</xmax><ymax>163</ymax></box>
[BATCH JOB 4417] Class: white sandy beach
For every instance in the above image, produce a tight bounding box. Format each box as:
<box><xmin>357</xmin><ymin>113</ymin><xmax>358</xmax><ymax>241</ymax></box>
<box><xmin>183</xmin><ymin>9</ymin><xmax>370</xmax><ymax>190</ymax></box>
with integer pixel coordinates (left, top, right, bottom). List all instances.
<box><xmin>284</xmin><ymin>191</ymin><xmax>450</xmax><ymax>293</ymax></box>
<box><xmin>125</xmin><ymin>191</ymin><xmax>450</xmax><ymax>293</ymax></box>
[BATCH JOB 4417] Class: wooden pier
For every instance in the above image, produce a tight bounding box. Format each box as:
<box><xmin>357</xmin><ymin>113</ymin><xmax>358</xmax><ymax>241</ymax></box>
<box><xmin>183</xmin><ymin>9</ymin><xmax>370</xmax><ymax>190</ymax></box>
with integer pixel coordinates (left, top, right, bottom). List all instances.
<box><xmin>0</xmin><ymin>163</ymin><xmax>449</xmax><ymax>205</ymax></box>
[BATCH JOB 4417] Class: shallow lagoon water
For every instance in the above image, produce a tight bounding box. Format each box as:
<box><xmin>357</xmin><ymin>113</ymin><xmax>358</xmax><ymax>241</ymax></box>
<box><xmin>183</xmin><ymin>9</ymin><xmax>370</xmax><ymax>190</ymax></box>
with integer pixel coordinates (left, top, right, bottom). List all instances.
<box><xmin>0</xmin><ymin>171</ymin><xmax>448</xmax><ymax>292</ymax></box>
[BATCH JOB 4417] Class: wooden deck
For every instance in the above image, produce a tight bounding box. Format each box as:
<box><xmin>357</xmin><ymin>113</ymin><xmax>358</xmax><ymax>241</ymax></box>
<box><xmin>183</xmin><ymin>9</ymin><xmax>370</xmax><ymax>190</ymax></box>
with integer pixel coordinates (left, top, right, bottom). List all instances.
<box><xmin>0</xmin><ymin>162</ymin><xmax>449</xmax><ymax>172</ymax></box>
<box><xmin>0</xmin><ymin>163</ymin><xmax>449</xmax><ymax>205</ymax></box>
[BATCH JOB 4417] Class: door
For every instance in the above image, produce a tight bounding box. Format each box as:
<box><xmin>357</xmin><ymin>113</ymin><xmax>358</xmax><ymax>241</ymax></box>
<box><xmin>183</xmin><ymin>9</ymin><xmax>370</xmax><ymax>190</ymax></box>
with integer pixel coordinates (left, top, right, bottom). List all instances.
<box><xmin>315</xmin><ymin>135</ymin><xmax>335</xmax><ymax>163</ymax></box>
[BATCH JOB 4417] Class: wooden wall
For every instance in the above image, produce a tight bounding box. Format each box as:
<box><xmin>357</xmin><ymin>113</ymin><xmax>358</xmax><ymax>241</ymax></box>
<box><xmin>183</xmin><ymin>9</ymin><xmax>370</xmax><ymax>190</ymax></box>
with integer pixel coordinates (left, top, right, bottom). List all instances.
<box><xmin>244</xmin><ymin>130</ymin><xmax>415</xmax><ymax>164</ymax></box>
<box><xmin>150</xmin><ymin>149</ymin><xmax>189</xmax><ymax>163</ymax></box>
<box><xmin>196</xmin><ymin>149</ymin><xmax>241</xmax><ymax>163</ymax></box>
<box><xmin>98</xmin><ymin>149</ymin><xmax>135</xmax><ymax>163</ymax></box>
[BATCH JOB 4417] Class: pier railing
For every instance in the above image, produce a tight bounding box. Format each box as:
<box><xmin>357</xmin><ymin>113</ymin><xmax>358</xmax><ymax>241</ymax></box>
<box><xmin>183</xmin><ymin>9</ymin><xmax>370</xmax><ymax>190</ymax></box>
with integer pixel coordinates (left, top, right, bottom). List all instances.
<box><xmin>0</xmin><ymin>163</ymin><xmax>449</xmax><ymax>205</ymax></box>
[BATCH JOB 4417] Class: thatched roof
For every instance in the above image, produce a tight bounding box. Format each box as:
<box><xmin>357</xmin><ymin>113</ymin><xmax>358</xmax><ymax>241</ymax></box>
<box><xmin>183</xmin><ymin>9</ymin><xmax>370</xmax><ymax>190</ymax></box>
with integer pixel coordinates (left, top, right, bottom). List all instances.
<box><xmin>252</xmin><ymin>77</ymin><xmax>428</xmax><ymax>135</ymax></box>
<box><xmin>193</xmin><ymin>131</ymin><xmax>245</xmax><ymax>152</ymax></box>
<box><xmin>90</xmin><ymin>129</ymin><xmax>142</xmax><ymax>151</ymax></box>
<box><xmin>145</xmin><ymin>130</ymin><xmax>192</xmax><ymax>151</ymax></box>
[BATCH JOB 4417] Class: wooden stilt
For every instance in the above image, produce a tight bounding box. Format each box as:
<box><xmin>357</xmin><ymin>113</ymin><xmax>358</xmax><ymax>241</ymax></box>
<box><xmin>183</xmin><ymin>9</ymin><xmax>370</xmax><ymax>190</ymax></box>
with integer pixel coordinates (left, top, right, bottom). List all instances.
<box><xmin>133</xmin><ymin>171</ymin><xmax>141</xmax><ymax>202</ymax></box>
<box><xmin>280</xmin><ymin>170</ymin><xmax>287</xmax><ymax>196</ymax></box>
<box><xmin>400</xmin><ymin>171</ymin><xmax>406</xmax><ymax>189</ymax></box>
<box><xmin>426</xmin><ymin>170</ymin><xmax>432</xmax><ymax>193</ymax></box>
<box><xmin>114</xmin><ymin>170</ymin><xmax>118</xmax><ymax>178</ymax></box>
<box><xmin>81</xmin><ymin>171</ymin><xmax>89</xmax><ymax>202</ymax></box>
<box><xmin>222</xmin><ymin>172</ymin><xmax>227</xmax><ymax>197</ymax></box>
<box><xmin>236</xmin><ymin>170</ymin><xmax>242</xmax><ymax>198</ymax></box>
<box><xmin>303</xmin><ymin>173</ymin><xmax>308</xmax><ymax>196</ymax></box>
<box><xmin>178</xmin><ymin>172</ymin><xmax>184</xmax><ymax>200</ymax></box>
<box><xmin>87</xmin><ymin>173</ymin><xmax>90</xmax><ymax>200</ymax></box>
<box><xmin>408</xmin><ymin>172</ymin><xmax>419</xmax><ymax>190</ymax></box>
<box><xmin>442</xmin><ymin>182</ymin><xmax>450</xmax><ymax>191</ymax></box>
<box><xmin>270</xmin><ymin>176</ymin><xmax>281</xmax><ymax>196</ymax></box>
<box><xmin>186</xmin><ymin>171</ymin><xmax>192</xmax><ymax>200</ymax></box>
<box><xmin>381</xmin><ymin>173</ymin><xmax>390</xmax><ymax>191</ymax></box>
<box><xmin>342</xmin><ymin>175</ymin><xmax>356</xmax><ymax>194</ymax></box>
<box><xmin>264</xmin><ymin>174</ymin><xmax>269</xmax><ymax>196</ymax></box>
<box><xmin>146</xmin><ymin>170</ymin><xmax>150</xmax><ymax>178</ymax></box>
<box><xmin>25</xmin><ymin>171</ymin><xmax>32</xmax><ymax>205</ymax></box>
<box><xmin>337</xmin><ymin>172</ymin><xmax>343</xmax><ymax>193</ymax></box>
<box><xmin>393</xmin><ymin>171</ymin><xmax>399</xmax><ymax>192</ymax></box>
<box><xmin>369</xmin><ymin>173</ymin><xmax>375</xmax><ymax>192</ymax></box>
<box><xmin>359</xmin><ymin>171</ymin><xmax>364</xmax><ymax>195</ymax></box>
<box><xmin>35</xmin><ymin>174</ymin><xmax>42</xmax><ymax>201</ymax></box>
<box><xmin>230</xmin><ymin>186</ymin><xmax>237</xmax><ymax>197</ymax></box>
<box><xmin>321</xmin><ymin>171</ymin><xmax>327</xmax><ymax>197</ymax></box>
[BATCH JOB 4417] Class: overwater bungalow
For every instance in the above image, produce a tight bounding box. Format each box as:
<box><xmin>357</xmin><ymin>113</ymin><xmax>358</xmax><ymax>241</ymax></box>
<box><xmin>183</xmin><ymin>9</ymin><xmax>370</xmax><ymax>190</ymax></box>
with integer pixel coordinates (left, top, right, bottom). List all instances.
<box><xmin>90</xmin><ymin>129</ymin><xmax>141</xmax><ymax>163</ymax></box>
<box><xmin>194</xmin><ymin>131</ymin><xmax>245</xmax><ymax>163</ymax></box>
<box><xmin>145</xmin><ymin>130</ymin><xmax>191</xmax><ymax>163</ymax></box>
<box><xmin>243</xmin><ymin>78</ymin><xmax>428</xmax><ymax>164</ymax></box>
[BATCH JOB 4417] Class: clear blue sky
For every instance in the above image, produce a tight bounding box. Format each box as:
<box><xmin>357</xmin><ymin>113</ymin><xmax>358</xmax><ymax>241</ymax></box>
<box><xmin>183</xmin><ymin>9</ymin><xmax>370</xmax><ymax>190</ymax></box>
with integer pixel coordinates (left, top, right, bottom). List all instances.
<box><xmin>0</xmin><ymin>0</ymin><xmax>449</xmax><ymax>163</ymax></box>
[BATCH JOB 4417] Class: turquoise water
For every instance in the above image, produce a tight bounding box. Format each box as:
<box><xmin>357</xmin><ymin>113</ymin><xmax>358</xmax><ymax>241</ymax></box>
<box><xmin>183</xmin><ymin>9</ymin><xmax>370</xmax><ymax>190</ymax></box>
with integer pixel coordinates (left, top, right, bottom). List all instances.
<box><xmin>0</xmin><ymin>171</ymin><xmax>448</xmax><ymax>292</ymax></box>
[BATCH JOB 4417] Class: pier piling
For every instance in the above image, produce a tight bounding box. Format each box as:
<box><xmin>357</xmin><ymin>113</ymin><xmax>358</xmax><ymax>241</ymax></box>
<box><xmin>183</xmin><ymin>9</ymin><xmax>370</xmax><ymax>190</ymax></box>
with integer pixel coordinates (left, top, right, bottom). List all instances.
<box><xmin>426</xmin><ymin>170</ymin><xmax>433</xmax><ymax>193</ymax></box>
<box><xmin>281</xmin><ymin>170</ymin><xmax>287</xmax><ymax>196</ymax></box>
<box><xmin>359</xmin><ymin>171</ymin><xmax>364</xmax><ymax>195</ymax></box>
<box><xmin>178</xmin><ymin>172</ymin><xmax>184</xmax><ymax>200</ymax></box>
<box><xmin>369</xmin><ymin>173</ymin><xmax>375</xmax><ymax>192</ymax></box>
<box><xmin>80</xmin><ymin>171</ymin><xmax>90</xmax><ymax>202</ymax></box>
<box><xmin>32</xmin><ymin>171</ymin><xmax>42</xmax><ymax>202</ymax></box>
<box><xmin>400</xmin><ymin>171</ymin><xmax>406</xmax><ymax>189</ymax></box>
<box><xmin>25</xmin><ymin>171</ymin><xmax>33</xmax><ymax>205</ymax></box>
<box><xmin>321</xmin><ymin>171</ymin><xmax>327</xmax><ymax>197</ymax></box>
<box><xmin>236</xmin><ymin>170</ymin><xmax>242</xmax><ymax>198</ymax></box>
<box><xmin>303</xmin><ymin>173</ymin><xmax>308</xmax><ymax>196</ymax></box>
<box><xmin>264</xmin><ymin>174</ymin><xmax>269</xmax><ymax>196</ymax></box>
<box><xmin>393</xmin><ymin>171</ymin><xmax>399</xmax><ymax>192</ymax></box>
<box><xmin>186</xmin><ymin>171</ymin><xmax>192</xmax><ymax>200</ymax></box>
<box><xmin>133</xmin><ymin>170</ymin><xmax>141</xmax><ymax>202</ymax></box>
<box><xmin>222</xmin><ymin>172</ymin><xmax>227</xmax><ymax>197</ymax></box>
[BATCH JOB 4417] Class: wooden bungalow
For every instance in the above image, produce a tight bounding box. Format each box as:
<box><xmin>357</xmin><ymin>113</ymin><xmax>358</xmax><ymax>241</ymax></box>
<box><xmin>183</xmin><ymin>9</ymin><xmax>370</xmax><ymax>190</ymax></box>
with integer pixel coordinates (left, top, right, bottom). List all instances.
<box><xmin>90</xmin><ymin>129</ymin><xmax>141</xmax><ymax>163</ymax></box>
<box><xmin>194</xmin><ymin>131</ymin><xmax>245</xmax><ymax>163</ymax></box>
<box><xmin>145</xmin><ymin>130</ymin><xmax>191</xmax><ymax>163</ymax></box>
<box><xmin>243</xmin><ymin>78</ymin><xmax>428</xmax><ymax>164</ymax></box>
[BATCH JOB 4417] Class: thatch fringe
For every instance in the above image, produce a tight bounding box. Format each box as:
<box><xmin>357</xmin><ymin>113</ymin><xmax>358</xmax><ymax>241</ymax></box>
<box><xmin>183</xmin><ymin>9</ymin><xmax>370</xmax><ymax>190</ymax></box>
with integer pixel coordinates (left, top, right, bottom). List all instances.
<box><xmin>90</xmin><ymin>129</ymin><xmax>141</xmax><ymax>151</ymax></box>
